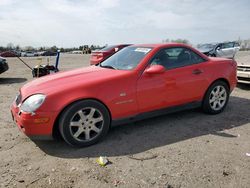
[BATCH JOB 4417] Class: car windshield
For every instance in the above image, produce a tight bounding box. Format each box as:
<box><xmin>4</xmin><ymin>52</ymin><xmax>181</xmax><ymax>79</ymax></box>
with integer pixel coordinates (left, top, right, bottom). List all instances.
<box><xmin>100</xmin><ymin>46</ymin><xmax>152</xmax><ymax>70</ymax></box>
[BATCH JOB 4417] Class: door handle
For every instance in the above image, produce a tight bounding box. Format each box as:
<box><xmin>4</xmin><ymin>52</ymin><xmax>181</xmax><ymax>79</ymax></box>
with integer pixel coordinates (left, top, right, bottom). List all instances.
<box><xmin>192</xmin><ymin>69</ymin><xmax>203</xmax><ymax>75</ymax></box>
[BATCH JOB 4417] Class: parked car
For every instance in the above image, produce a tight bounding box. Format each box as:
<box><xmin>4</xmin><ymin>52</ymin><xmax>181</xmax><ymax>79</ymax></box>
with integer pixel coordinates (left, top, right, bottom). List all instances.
<box><xmin>11</xmin><ymin>43</ymin><xmax>237</xmax><ymax>147</ymax></box>
<box><xmin>36</xmin><ymin>51</ymin><xmax>46</xmax><ymax>56</ymax></box>
<box><xmin>237</xmin><ymin>62</ymin><xmax>250</xmax><ymax>84</ymax></box>
<box><xmin>71</xmin><ymin>50</ymin><xmax>82</xmax><ymax>54</ymax></box>
<box><xmin>0</xmin><ymin>50</ymin><xmax>20</xmax><ymax>57</ymax></box>
<box><xmin>0</xmin><ymin>57</ymin><xmax>9</xmax><ymax>74</ymax></box>
<box><xmin>22</xmin><ymin>51</ymin><xmax>38</xmax><ymax>57</ymax></box>
<box><xmin>90</xmin><ymin>44</ymin><xmax>131</xmax><ymax>65</ymax></box>
<box><xmin>13</xmin><ymin>50</ymin><xmax>22</xmax><ymax>57</ymax></box>
<box><xmin>42</xmin><ymin>51</ymin><xmax>57</xmax><ymax>56</ymax></box>
<box><xmin>198</xmin><ymin>42</ymin><xmax>240</xmax><ymax>59</ymax></box>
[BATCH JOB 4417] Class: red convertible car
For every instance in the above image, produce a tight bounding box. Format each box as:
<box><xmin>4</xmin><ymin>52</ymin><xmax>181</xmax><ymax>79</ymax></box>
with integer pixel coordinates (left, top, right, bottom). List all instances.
<box><xmin>11</xmin><ymin>43</ymin><xmax>237</xmax><ymax>147</ymax></box>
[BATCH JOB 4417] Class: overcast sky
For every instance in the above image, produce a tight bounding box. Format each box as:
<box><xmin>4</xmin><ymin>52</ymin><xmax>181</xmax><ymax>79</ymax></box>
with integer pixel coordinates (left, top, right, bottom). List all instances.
<box><xmin>0</xmin><ymin>0</ymin><xmax>250</xmax><ymax>47</ymax></box>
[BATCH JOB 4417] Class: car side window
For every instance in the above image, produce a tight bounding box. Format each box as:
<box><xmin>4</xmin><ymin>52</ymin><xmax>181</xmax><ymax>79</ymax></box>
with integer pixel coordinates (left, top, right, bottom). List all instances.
<box><xmin>227</xmin><ymin>42</ymin><xmax>234</xmax><ymax>48</ymax></box>
<box><xmin>150</xmin><ymin>47</ymin><xmax>205</xmax><ymax>70</ymax></box>
<box><xmin>221</xmin><ymin>42</ymin><xmax>234</xmax><ymax>49</ymax></box>
<box><xmin>234</xmin><ymin>42</ymin><xmax>240</xmax><ymax>47</ymax></box>
<box><xmin>221</xmin><ymin>43</ymin><xmax>227</xmax><ymax>49</ymax></box>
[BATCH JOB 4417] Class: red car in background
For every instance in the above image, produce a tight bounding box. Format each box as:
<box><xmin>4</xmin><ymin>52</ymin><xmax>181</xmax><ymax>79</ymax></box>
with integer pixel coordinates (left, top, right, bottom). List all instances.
<box><xmin>90</xmin><ymin>44</ymin><xmax>131</xmax><ymax>65</ymax></box>
<box><xmin>0</xmin><ymin>51</ymin><xmax>20</xmax><ymax>57</ymax></box>
<box><xmin>11</xmin><ymin>43</ymin><xmax>237</xmax><ymax>147</ymax></box>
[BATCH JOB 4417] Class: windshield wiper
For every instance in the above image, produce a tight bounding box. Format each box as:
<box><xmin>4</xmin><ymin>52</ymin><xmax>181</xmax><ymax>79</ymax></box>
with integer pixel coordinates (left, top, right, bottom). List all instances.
<box><xmin>100</xmin><ymin>65</ymin><xmax>116</xmax><ymax>69</ymax></box>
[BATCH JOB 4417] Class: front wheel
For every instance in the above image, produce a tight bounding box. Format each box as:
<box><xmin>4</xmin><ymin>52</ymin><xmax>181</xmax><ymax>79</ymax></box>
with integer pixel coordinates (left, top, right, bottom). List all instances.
<box><xmin>59</xmin><ymin>100</ymin><xmax>110</xmax><ymax>147</ymax></box>
<box><xmin>202</xmin><ymin>81</ymin><xmax>229</xmax><ymax>114</ymax></box>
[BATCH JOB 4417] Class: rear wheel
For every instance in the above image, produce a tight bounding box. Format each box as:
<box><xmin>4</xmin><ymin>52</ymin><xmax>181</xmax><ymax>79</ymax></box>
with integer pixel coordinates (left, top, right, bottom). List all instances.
<box><xmin>59</xmin><ymin>100</ymin><xmax>110</xmax><ymax>147</ymax></box>
<box><xmin>202</xmin><ymin>81</ymin><xmax>229</xmax><ymax>114</ymax></box>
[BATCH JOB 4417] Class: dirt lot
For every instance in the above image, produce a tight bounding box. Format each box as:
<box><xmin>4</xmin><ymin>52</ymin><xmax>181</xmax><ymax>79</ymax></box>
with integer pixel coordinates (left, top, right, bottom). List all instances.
<box><xmin>0</xmin><ymin>52</ymin><xmax>250</xmax><ymax>188</ymax></box>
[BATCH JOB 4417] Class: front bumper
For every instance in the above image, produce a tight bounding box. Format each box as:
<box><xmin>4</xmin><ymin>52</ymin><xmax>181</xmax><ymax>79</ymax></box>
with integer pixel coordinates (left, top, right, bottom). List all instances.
<box><xmin>11</xmin><ymin>102</ymin><xmax>56</xmax><ymax>139</ymax></box>
<box><xmin>237</xmin><ymin>71</ymin><xmax>250</xmax><ymax>84</ymax></box>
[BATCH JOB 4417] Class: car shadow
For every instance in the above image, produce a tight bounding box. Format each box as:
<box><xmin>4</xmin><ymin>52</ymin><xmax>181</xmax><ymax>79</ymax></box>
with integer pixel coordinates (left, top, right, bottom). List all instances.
<box><xmin>237</xmin><ymin>83</ymin><xmax>250</xmax><ymax>90</ymax></box>
<box><xmin>35</xmin><ymin>96</ymin><xmax>250</xmax><ymax>158</ymax></box>
<box><xmin>0</xmin><ymin>77</ymin><xmax>27</xmax><ymax>84</ymax></box>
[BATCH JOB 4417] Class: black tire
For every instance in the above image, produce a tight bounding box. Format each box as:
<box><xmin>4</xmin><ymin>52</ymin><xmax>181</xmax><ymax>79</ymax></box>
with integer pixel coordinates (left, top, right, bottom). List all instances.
<box><xmin>59</xmin><ymin>100</ymin><xmax>110</xmax><ymax>147</ymax></box>
<box><xmin>202</xmin><ymin>80</ymin><xmax>229</xmax><ymax>114</ymax></box>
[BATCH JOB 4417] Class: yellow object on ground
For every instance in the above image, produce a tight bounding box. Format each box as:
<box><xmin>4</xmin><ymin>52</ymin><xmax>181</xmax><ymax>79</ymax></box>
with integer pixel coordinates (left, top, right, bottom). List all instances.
<box><xmin>97</xmin><ymin>156</ymin><xmax>109</xmax><ymax>166</ymax></box>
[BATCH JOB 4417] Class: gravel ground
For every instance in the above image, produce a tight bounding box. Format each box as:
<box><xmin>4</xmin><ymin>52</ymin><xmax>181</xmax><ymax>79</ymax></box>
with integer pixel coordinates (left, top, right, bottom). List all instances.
<box><xmin>0</xmin><ymin>51</ymin><xmax>250</xmax><ymax>188</ymax></box>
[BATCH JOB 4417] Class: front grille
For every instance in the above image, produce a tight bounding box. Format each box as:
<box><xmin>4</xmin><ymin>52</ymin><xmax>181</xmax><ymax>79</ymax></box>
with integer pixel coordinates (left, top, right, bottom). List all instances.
<box><xmin>15</xmin><ymin>93</ymin><xmax>22</xmax><ymax>106</ymax></box>
<box><xmin>237</xmin><ymin>66</ymin><xmax>250</xmax><ymax>72</ymax></box>
<box><xmin>238</xmin><ymin>77</ymin><xmax>250</xmax><ymax>82</ymax></box>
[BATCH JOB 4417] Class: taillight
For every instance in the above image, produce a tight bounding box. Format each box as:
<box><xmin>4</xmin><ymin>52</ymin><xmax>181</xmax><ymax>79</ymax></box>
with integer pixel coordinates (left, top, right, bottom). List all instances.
<box><xmin>97</xmin><ymin>53</ymin><xmax>103</xmax><ymax>58</ymax></box>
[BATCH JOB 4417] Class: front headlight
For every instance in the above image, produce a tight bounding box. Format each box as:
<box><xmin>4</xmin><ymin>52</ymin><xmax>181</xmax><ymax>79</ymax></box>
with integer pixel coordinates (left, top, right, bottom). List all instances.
<box><xmin>20</xmin><ymin>94</ymin><xmax>46</xmax><ymax>113</ymax></box>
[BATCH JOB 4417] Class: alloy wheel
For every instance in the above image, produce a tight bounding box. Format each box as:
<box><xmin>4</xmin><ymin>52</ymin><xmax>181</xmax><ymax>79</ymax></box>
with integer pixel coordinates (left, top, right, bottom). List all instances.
<box><xmin>209</xmin><ymin>85</ymin><xmax>227</xmax><ymax>111</ymax></box>
<box><xmin>69</xmin><ymin>107</ymin><xmax>104</xmax><ymax>141</ymax></box>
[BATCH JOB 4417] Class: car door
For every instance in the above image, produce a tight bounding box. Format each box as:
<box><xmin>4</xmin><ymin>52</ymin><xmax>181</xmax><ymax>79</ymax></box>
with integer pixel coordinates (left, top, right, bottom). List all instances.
<box><xmin>233</xmin><ymin>42</ymin><xmax>240</xmax><ymax>57</ymax></box>
<box><xmin>226</xmin><ymin>42</ymin><xmax>235</xmax><ymax>58</ymax></box>
<box><xmin>136</xmin><ymin>47</ymin><xmax>210</xmax><ymax>113</ymax></box>
<box><xmin>216</xmin><ymin>43</ymin><xmax>228</xmax><ymax>57</ymax></box>
<box><xmin>217</xmin><ymin>42</ymin><xmax>234</xmax><ymax>58</ymax></box>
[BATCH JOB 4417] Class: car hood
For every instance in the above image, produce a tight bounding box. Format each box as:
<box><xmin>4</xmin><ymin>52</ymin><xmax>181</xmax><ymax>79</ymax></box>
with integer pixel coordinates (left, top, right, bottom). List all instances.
<box><xmin>21</xmin><ymin>66</ymin><xmax>129</xmax><ymax>99</ymax></box>
<box><xmin>237</xmin><ymin>62</ymin><xmax>250</xmax><ymax>67</ymax></box>
<box><xmin>198</xmin><ymin>47</ymin><xmax>213</xmax><ymax>53</ymax></box>
<box><xmin>0</xmin><ymin>57</ymin><xmax>6</xmax><ymax>63</ymax></box>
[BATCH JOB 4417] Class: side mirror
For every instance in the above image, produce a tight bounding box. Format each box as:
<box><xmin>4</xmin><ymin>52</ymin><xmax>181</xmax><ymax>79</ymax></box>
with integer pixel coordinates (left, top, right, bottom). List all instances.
<box><xmin>145</xmin><ymin>65</ymin><xmax>165</xmax><ymax>75</ymax></box>
<box><xmin>216</xmin><ymin>47</ymin><xmax>221</xmax><ymax>51</ymax></box>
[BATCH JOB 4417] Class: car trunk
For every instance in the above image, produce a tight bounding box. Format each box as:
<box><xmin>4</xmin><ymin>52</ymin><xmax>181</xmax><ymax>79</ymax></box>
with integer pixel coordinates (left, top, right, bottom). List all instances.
<box><xmin>90</xmin><ymin>51</ymin><xmax>112</xmax><ymax>64</ymax></box>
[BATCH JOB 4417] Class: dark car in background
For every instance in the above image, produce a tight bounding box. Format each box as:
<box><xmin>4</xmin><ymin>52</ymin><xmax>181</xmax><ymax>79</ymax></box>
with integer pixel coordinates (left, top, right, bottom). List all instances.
<box><xmin>198</xmin><ymin>41</ymin><xmax>240</xmax><ymax>59</ymax></box>
<box><xmin>90</xmin><ymin>44</ymin><xmax>131</xmax><ymax>65</ymax></box>
<box><xmin>0</xmin><ymin>57</ymin><xmax>9</xmax><ymax>74</ymax></box>
<box><xmin>42</xmin><ymin>51</ymin><xmax>57</xmax><ymax>56</ymax></box>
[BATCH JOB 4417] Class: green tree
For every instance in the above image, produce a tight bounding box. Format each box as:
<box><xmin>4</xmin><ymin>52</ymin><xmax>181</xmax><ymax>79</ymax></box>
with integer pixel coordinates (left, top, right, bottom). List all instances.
<box><xmin>7</xmin><ymin>43</ymin><xmax>14</xmax><ymax>50</ymax></box>
<box><xmin>51</xmin><ymin>45</ymin><xmax>57</xmax><ymax>52</ymax></box>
